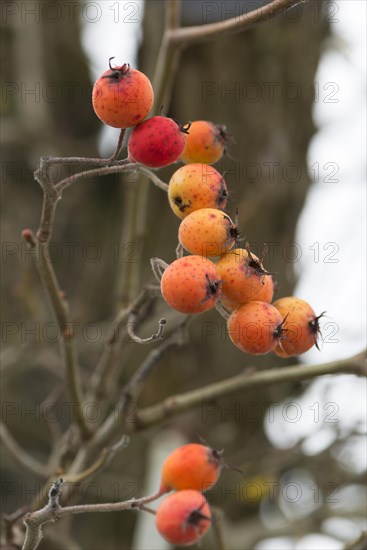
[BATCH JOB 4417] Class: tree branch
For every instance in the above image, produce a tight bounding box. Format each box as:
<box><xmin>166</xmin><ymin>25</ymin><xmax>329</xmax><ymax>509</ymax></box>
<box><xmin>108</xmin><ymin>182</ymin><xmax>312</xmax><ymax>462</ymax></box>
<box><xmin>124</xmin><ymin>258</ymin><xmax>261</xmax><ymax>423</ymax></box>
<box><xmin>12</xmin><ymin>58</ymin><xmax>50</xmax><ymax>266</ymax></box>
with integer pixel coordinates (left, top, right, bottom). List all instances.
<box><xmin>152</xmin><ymin>0</ymin><xmax>183</xmax><ymax>114</ymax></box>
<box><xmin>124</xmin><ymin>318</ymin><xmax>189</xmax><ymax>399</ymax></box>
<box><xmin>169</xmin><ymin>0</ymin><xmax>302</xmax><ymax>45</ymax></box>
<box><xmin>22</xmin><ymin>232</ymin><xmax>90</xmax><ymax>439</ymax></box>
<box><xmin>22</xmin><ymin>479</ymin><xmax>164</xmax><ymax>550</ymax></box>
<box><xmin>67</xmin><ymin>318</ymin><xmax>189</xmax><ymax>474</ymax></box>
<box><xmin>0</xmin><ymin>422</ymin><xmax>50</xmax><ymax>479</ymax></box>
<box><xmin>133</xmin><ymin>351</ymin><xmax>366</xmax><ymax>430</ymax></box>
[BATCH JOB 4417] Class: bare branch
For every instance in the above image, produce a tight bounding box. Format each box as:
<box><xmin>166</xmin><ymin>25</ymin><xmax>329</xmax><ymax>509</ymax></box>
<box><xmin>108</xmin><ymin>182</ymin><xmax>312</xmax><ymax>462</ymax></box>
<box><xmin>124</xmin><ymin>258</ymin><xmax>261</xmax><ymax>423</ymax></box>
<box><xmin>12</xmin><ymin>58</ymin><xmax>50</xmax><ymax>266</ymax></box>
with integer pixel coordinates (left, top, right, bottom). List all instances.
<box><xmin>211</xmin><ymin>506</ymin><xmax>227</xmax><ymax>550</ymax></box>
<box><xmin>215</xmin><ymin>302</ymin><xmax>230</xmax><ymax>320</ymax></box>
<box><xmin>153</xmin><ymin>0</ymin><xmax>303</xmax><ymax>111</ymax></box>
<box><xmin>124</xmin><ymin>318</ymin><xmax>189</xmax><ymax>398</ymax></box>
<box><xmin>107</xmin><ymin>128</ymin><xmax>126</xmax><ymax>162</ymax></box>
<box><xmin>166</xmin><ymin>0</ymin><xmax>181</xmax><ymax>30</ymax></box>
<box><xmin>152</xmin><ymin>0</ymin><xmax>183</xmax><ymax>113</ymax></box>
<box><xmin>127</xmin><ymin>317</ymin><xmax>167</xmax><ymax>345</ymax></box>
<box><xmin>0</xmin><ymin>422</ymin><xmax>50</xmax><ymax>479</ymax></box>
<box><xmin>22</xmin><ymin>479</ymin><xmax>164</xmax><ymax>550</ymax></box>
<box><xmin>55</xmin><ymin>162</ymin><xmax>167</xmax><ymax>194</ymax></box>
<box><xmin>169</xmin><ymin>0</ymin><xmax>302</xmax><ymax>45</ymax></box>
<box><xmin>136</xmin><ymin>165</ymin><xmax>169</xmax><ymax>191</ymax></box>
<box><xmin>133</xmin><ymin>351</ymin><xmax>367</xmax><ymax>430</ymax></box>
<box><xmin>22</xmin><ymin>233</ymin><xmax>90</xmax><ymax>439</ymax></box>
<box><xmin>63</xmin><ymin>435</ymin><xmax>129</xmax><ymax>485</ymax></box>
<box><xmin>150</xmin><ymin>257</ymin><xmax>169</xmax><ymax>283</ymax></box>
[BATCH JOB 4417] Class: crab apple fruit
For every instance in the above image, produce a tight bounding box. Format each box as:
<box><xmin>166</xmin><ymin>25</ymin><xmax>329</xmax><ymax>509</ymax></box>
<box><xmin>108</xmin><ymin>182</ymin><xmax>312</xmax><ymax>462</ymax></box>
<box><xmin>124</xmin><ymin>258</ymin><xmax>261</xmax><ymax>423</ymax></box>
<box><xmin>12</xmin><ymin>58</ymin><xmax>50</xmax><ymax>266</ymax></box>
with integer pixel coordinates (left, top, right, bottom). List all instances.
<box><xmin>216</xmin><ymin>248</ymin><xmax>271</xmax><ymax>305</ymax></box>
<box><xmin>160</xmin><ymin>255</ymin><xmax>221</xmax><ymax>314</ymax></box>
<box><xmin>160</xmin><ymin>444</ymin><xmax>223</xmax><ymax>493</ymax></box>
<box><xmin>156</xmin><ymin>490</ymin><xmax>211</xmax><ymax>547</ymax></box>
<box><xmin>92</xmin><ymin>58</ymin><xmax>154</xmax><ymax>128</ymax></box>
<box><xmin>168</xmin><ymin>164</ymin><xmax>228</xmax><ymax>219</ymax></box>
<box><xmin>272</xmin><ymin>297</ymin><xmax>323</xmax><ymax>357</ymax></box>
<box><xmin>227</xmin><ymin>301</ymin><xmax>284</xmax><ymax>355</ymax></box>
<box><xmin>128</xmin><ymin>116</ymin><xmax>189</xmax><ymax>168</ymax></box>
<box><xmin>220</xmin><ymin>274</ymin><xmax>275</xmax><ymax>312</ymax></box>
<box><xmin>178</xmin><ymin>208</ymin><xmax>239</xmax><ymax>257</ymax></box>
<box><xmin>250</xmin><ymin>273</ymin><xmax>275</xmax><ymax>303</ymax></box>
<box><xmin>181</xmin><ymin>120</ymin><xmax>228</xmax><ymax>164</ymax></box>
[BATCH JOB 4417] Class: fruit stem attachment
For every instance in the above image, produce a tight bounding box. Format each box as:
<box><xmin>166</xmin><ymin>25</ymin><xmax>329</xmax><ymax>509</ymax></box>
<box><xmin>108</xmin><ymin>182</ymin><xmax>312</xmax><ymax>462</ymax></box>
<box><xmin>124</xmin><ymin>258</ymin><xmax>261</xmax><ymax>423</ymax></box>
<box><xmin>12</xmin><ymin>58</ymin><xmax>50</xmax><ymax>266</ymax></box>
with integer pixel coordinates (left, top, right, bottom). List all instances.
<box><xmin>107</xmin><ymin>128</ymin><xmax>126</xmax><ymax>163</ymax></box>
<box><xmin>180</xmin><ymin>121</ymin><xmax>192</xmax><ymax>134</ymax></box>
<box><xmin>150</xmin><ymin>257</ymin><xmax>169</xmax><ymax>282</ymax></box>
<box><xmin>176</xmin><ymin>242</ymin><xmax>184</xmax><ymax>258</ymax></box>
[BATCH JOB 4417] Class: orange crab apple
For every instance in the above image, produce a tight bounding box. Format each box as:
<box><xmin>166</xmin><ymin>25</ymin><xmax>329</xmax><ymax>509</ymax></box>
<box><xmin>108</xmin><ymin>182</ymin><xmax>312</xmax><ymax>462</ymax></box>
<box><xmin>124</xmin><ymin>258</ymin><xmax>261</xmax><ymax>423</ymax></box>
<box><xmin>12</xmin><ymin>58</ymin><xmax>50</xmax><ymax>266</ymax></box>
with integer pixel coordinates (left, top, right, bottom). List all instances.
<box><xmin>181</xmin><ymin>120</ymin><xmax>229</xmax><ymax>164</ymax></box>
<box><xmin>156</xmin><ymin>490</ymin><xmax>211</xmax><ymax>547</ymax></box>
<box><xmin>168</xmin><ymin>164</ymin><xmax>228</xmax><ymax>219</ymax></box>
<box><xmin>273</xmin><ymin>297</ymin><xmax>324</xmax><ymax>357</ymax></box>
<box><xmin>160</xmin><ymin>443</ymin><xmax>223</xmax><ymax>494</ymax></box>
<box><xmin>178</xmin><ymin>208</ymin><xmax>239</xmax><ymax>257</ymax></box>
<box><xmin>227</xmin><ymin>301</ymin><xmax>284</xmax><ymax>355</ymax></box>
<box><xmin>160</xmin><ymin>255</ymin><xmax>222</xmax><ymax>314</ymax></box>
<box><xmin>92</xmin><ymin>58</ymin><xmax>153</xmax><ymax>128</ymax></box>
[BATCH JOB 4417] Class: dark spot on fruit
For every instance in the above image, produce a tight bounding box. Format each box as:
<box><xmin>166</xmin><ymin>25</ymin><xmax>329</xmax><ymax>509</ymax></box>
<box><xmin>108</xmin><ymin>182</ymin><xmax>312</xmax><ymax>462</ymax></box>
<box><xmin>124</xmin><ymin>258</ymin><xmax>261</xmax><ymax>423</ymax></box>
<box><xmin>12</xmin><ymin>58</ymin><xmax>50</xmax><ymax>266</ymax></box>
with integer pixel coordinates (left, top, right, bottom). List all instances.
<box><xmin>173</xmin><ymin>195</ymin><xmax>192</xmax><ymax>212</ymax></box>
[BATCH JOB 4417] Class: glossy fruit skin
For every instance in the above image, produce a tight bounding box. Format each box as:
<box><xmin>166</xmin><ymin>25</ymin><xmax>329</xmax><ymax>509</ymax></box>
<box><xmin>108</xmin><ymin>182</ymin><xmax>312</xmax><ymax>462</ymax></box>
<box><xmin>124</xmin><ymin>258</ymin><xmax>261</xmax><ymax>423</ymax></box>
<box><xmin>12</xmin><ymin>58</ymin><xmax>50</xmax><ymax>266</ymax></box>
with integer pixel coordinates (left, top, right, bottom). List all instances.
<box><xmin>156</xmin><ymin>490</ymin><xmax>211</xmax><ymax>547</ymax></box>
<box><xmin>160</xmin><ymin>444</ymin><xmax>222</xmax><ymax>493</ymax></box>
<box><xmin>181</xmin><ymin>120</ymin><xmax>227</xmax><ymax>164</ymax></box>
<box><xmin>128</xmin><ymin>116</ymin><xmax>186</xmax><ymax>167</ymax></box>
<box><xmin>160</xmin><ymin>256</ymin><xmax>221</xmax><ymax>314</ymax></box>
<box><xmin>217</xmin><ymin>248</ymin><xmax>270</xmax><ymax>305</ymax></box>
<box><xmin>168</xmin><ymin>164</ymin><xmax>228</xmax><ymax>219</ymax></box>
<box><xmin>178</xmin><ymin>209</ymin><xmax>238</xmax><ymax>257</ymax></box>
<box><xmin>92</xmin><ymin>62</ymin><xmax>154</xmax><ymax>128</ymax></box>
<box><xmin>272</xmin><ymin>297</ymin><xmax>320</xmax><ymax>357</ymax></box>
<box><xmin>227</xmin><ymin>301</ymin><xmax>283</xmax><ymax>355</ymax></box>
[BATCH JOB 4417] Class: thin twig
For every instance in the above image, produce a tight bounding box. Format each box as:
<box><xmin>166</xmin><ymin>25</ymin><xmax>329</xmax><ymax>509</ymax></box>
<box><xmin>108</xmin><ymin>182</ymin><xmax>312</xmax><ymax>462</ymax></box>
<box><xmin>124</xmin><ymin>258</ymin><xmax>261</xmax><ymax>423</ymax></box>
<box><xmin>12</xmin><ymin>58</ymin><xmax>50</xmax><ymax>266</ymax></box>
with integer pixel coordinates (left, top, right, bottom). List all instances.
<box><xmin>89</xmin><ymin>287</ymin><xmax>160</xmax><ymax>403</ymax></box>
<box><xmin>124</xmin><ymin>318</ymin><xmax>189</xmax><ymax>398</ymax></box>
<box><xmin>0</xmin><ymin>422</ymin><xmax>50</xmax><ymax>479</ymax></box>
<box><xmin>55</xmin><ymin>162</ymin><xmax>167</xmax><ymax>193</ymax></box>
<box><xmin>67</xmin><ymin>319</ymin><xmax>190</xmax><ymax>473</ymax></box>
<box><xmin>63</xmin><ymin>435</ymin><xmax>130</xmax><ymax>484</ymax></box>
<box><xmin>127</xmin><ymin>317</ymin><xmax>167</xmax><ymax>345</ymax></box>
<box><xmin>211</xmin><ymin>506</ymin><xmax>227</xmax><ymax>550</ymax></box>
<box><xmin>136</xmin><ymin>165</ymin><xmax>168</xmax><ymax>191</ymax></box>
<box><xmin>215</xmin><ymin>302</ymin><xmax>230</xmax><ymax>320</ymax></box>
<box><xmin>23</xmin><ymin>232</ymin><xmax>90</xmax><ymax>439</ymax></box>
<box><xmin>150</xmin><ymin>257</ymin><xmax>169</xmax><ymax>283</ymax></box>
<box><xmin>108</xmin><ymin>128</ymin><xmax>126</xmax><ymax>162</ymax></box>
<box><xmin>22</xmin><ymin>479</ymin><xmax>164</xmax><ymax>550</ymax></box>
<box><xmin>176</xmin><ymin>242</ymin><xmax>184</xmax><ymax>258</ymax></box>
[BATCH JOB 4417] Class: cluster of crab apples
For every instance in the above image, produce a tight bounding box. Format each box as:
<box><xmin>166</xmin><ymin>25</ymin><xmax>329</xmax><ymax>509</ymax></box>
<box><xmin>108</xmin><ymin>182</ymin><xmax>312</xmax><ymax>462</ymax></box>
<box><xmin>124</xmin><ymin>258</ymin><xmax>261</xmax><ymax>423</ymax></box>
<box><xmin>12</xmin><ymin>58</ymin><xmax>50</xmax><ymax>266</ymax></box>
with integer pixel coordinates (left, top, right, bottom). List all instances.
<box><xmin>92</xmin><ymin>60</ymin><xmax>323</xmax><ymax>358</ymax></box>
<box><xmin>162</xmin><ymin>170</ymin><xmax>323</xmax><ymax>357</ymax></box>
<box><xmin>156</xmin><ymin>442</ymin><xmax>226</xmax><ymax>546</ymax></box>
